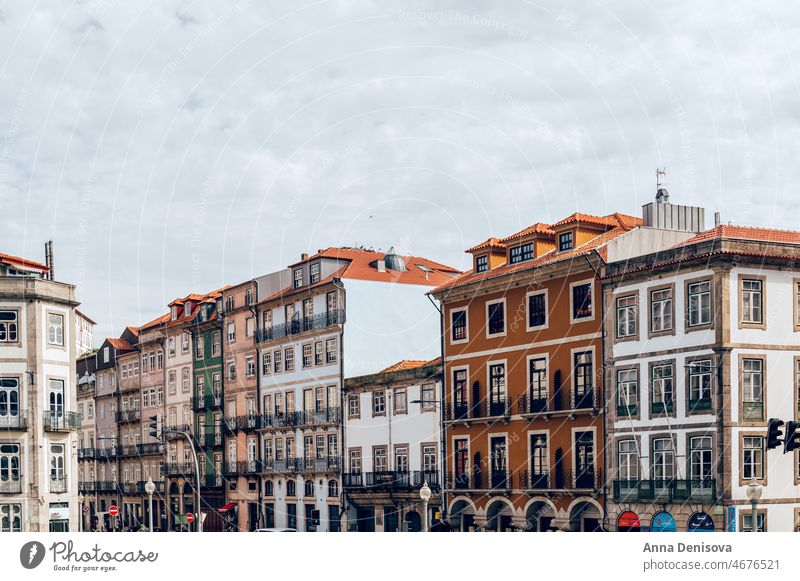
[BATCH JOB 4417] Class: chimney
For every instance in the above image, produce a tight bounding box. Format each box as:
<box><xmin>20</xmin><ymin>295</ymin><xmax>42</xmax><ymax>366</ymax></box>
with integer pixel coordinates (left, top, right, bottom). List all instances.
<box><xmin>44</xmin><ymin>240</ymin><xmax>54</xmax><ymax>280</ymax></box>
<box><xmin>301</xmin><ymin>253</ymin><xmax>308</xmax><ymax>261</ymax></box>
<box><xmin>714</xmin><ymin>212</ymin><xmax>721</xmax><ymax>228</ymax></box>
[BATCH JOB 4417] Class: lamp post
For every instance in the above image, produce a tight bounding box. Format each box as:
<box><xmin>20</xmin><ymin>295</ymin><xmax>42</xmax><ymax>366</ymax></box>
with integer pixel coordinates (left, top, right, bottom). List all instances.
<box><xmin>745</xmin><ymin>478</ymin><xmax>763</xmax><ymax>532</ymax></box>
<box><xmin>144</xmin><ymin>479</ymin><xmax>156</xmax><ymax>532</ymax></box>
<box><xmin>77</xmin><ymin>493</ymin><xmax>84</xmax><ymax>532</ymax></box>
<box><xmin>419</xmin><ymin>481</ymin><xmax>432</xmax><ymax>532</ymax></box>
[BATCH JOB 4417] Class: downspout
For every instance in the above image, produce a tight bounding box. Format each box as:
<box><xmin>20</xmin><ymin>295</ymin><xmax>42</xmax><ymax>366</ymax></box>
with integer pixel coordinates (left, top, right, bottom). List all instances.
<box><xmin>426</xmin><ymin>293</ymin><xmax>446</xmax><ymax>525</ymax></box>
<box><xmin>331</xmin><ymin>278</ymin><xmax>346</xmax><ymax>531</ymax></box>
<box><xmin>248</xmin><ymin>279</ymin><xmax>262</xmax><ymax>531</ymax></box>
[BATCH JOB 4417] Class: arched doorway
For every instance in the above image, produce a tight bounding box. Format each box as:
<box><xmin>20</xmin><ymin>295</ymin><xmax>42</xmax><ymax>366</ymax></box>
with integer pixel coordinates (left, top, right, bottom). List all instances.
<box><xmin>449</xmin><ymin>499</ymin><xmax>476</xmax><ymax>531</ymax></box>
<box><xmin>485</xmin><ymin>499</ymin><xmax>513</xmax><ymax>532</ymax></box>
<box><xmin>525</xmin><ymin>501</ymin><xmax>555</xmax><ymax>532</ymax></box>
<box><xmin>569</xmin><ymin>500</ymin><xmax>603</xmax><ymax>531</ymax></box>
<box><xmin>617</xmin><ymin>511</ymin><xmax>641</xmax><ymax>532</ymax></box>
<box><xmin>651</xmin><ymin>511</ymin><xmax>676</xmax><ymax>532</ymax></box>
<box><xmin>688</xmin><ymin>512</ymin><xmax>714</xmax><ymax>532</ymax></box>
<box><xmin>405</xmin><ymin>510</ymin><xmax>422</xmax><ymax>532</ymax></box>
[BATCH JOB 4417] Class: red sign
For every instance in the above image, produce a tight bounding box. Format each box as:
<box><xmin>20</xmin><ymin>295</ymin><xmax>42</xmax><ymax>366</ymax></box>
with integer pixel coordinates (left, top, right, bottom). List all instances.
<box><xmin>186</xmin><ymin>513</ymin><xmax>195</xmax><ymax>524</ymax></box>
<box><xmin>108</xmin><ymin>505</ymin><xmax>119</xmax><ymax>517</ymax></box>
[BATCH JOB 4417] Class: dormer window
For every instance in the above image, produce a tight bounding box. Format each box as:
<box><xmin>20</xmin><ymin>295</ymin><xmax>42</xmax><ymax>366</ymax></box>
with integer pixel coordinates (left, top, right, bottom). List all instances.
<box><xmin>509</xmin><ymin>243</ymin><xmax>533</xmax><ymax>264</ymax></box>
<box><xmin>171</xmin><ymin>306</ymin><xmax>178</xmax><ymax>321</ymax></box>
<box><xmin>310</xmin><ymin>263</ymin><xmax>321</xmax><ymax>284</ymax></box>
<box><xmin>225</xmin><ymin>296</ymin><xmax>234</xmax><ymax>312</ymax></box>
<box><xmin>293</xmin><ymin>268</ymin><xmax>304</xmax><ymax>289</ymax></box>
<box><xmin>184</xmin><ymin>302</ymin><xmax>191</xmax><ymax>317</ymax></box>
<box><xmin>245</xmin><ymin>288</ymin><xmax>254</xmax><ymax>306</ymax></box>
<box><xmin>559</xmin><ymin>232</ymin><xmax>574</xmax><ymax>252</ymax></box>
<box><xmin>475</xmin><ymin>255</ymin><xmax>488</xmax><ymax>273</ymax></box>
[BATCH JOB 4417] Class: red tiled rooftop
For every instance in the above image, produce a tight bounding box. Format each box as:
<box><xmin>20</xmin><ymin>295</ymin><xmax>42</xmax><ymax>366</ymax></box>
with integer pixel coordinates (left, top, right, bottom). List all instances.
<box><xmin>500</xmin><ymin>223</ymin><xmax>555</xmax><ymax>244</ymax></box>
<box><xmin>675</xmin><ymin>224</ymin><xmax>800</xmax><ymax>247</ymax></box>
<box><xmin>0</xmin><ymin>251</ymin><xmax>49</xmax><ymax>273</ymax></box>
<box><xmin>107</xmin><ymin>337</ymin><xmax>135</xmax><ymax>352</ymax></box>
<box><xmin>551</xmin><ymin>212</ymin><xmax>641</xmax><ymax>230</ymax></box>
<box><xmin>466</xmin><ymin>238</ymin><xmax>507</xmax><ymax>253</ymax></box>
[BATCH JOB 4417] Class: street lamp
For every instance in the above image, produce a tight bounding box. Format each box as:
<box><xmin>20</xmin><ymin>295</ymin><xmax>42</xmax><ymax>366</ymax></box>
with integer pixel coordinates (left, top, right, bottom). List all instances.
<box><xmin>745</xmin><ymin>478</ymin><xmax>763</xmax><ymax>532</ymax></box>
<box><xmin>77</xmin><ymin>493</ymin><xmax>84</xmax><ymax>532</ymax></box>
<box><xmin>419</xmin><ymin>481</ymin><xmax>432</xmax><ymax>532</ymax></box>
<box><xmin>144</xmin><ymin>479</ymin><xmax>156</xmax><ymax>532</ymax></box>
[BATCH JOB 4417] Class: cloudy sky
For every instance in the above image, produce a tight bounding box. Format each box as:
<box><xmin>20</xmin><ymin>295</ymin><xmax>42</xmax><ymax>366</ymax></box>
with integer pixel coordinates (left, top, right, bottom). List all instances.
<box><xmin>1</xmin><ymin>1</ymin><xmax>798</xmax><ymax>342</ymax></box>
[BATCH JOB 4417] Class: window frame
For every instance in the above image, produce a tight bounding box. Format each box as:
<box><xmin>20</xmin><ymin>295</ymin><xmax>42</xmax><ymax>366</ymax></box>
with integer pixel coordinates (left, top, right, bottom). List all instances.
<box><xmin>648</xmin><ymin>283</ymin><xmax>675</xmax><ymax>338</ymax></box>
<box><xmin>558</xmin><ymin>231</ymin><xmax>574</xmax><ymax>253</ymax></box>
<box><xmin>614</xmin><ymin>291</ymin><xmax>638</xmax><ymax>341</ymax></box>
<box><xmin>738</xmin><ymin>274</ymin><xmax>766</xmax><ymax>329</ymax></box>
<box><xmin>475</xmin><ymin>254</ymin><xmax>488</xmax><ymax>273</ymax></box>
<box><xmin>569</xmin><ymin>279</ymin><xmax>594</xmax><ymax>323</ymax></box>
<box><xmin>649</xmin><ymin>360</ymin><xmax>675</xmax><ymax>416</ymax></box>
<box><xmin>740</xmin><ymin>432</ymin><xmax>766</xmax><ymax>485</ymax></box>
<box><xmin>449</xmin><ymin>307</ymin><xmax>469</xmax><ymax>344</ymax></box>
<box><xmin>615</xmin><ymin>365</ymin><xmax>639</xmax><ymax>419</ymax></box>
<box><xmin>526</xmin><ymin>289</ymin><xmax>548</xmax><ymax>332</ymax></box>
<box><xmin>485</xmin><ymin>298</ymin><xmax>506</xmax><ymax>338</ymax></box>
<box><xmin>46</xmin><ymin>311</ymin><xmax>65</xmax><ymax>348</ymax></box>
<box><xmin>0</xmin><ymin>310</ymin><xmax>18</xmax><ymax>344</ymax></box>
<box><xmin>739</xmin><ymin>354</ymin><xmax>766</xmax><ymax>423</ymax></box>
<box><xmin>685</xmin><ymin>275</ymin><xmax>714</xmax><ymax>331</ymax></box>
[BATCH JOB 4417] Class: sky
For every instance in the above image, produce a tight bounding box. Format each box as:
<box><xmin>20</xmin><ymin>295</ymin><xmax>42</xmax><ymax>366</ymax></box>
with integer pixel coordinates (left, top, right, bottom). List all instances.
<box><xmin>1</xmin><ymin>1</ymin><xmax>799</xmax><ymax>343</ymax></box>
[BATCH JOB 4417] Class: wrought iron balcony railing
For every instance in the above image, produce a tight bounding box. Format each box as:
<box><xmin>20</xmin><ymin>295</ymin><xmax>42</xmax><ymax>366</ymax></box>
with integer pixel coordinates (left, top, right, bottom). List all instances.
<box><xmin>613</xmin><ymin>478</ymin><xmax>716</xmax><ymax>502</ymax></box>
<box><xmin>115</xmin><ymin>409</ymin><xmax>140</xmax><ymax>423</ymax></box>
<box><xmin>161</xmin><ymin>463</ymin><xmax>195</xmax><ymax>477</ymax></box>
<box><xmin>50</xmin><ymin>476</ymin><xmax>68</xmax><ymax>493</ymax></box>
<box><xmin>43</xmin><ymin>411</ymin><xmax>81</xmax><ymax>431</ymax></box>
<box><xmin>261</xmin><ymin>458</ymin><xmax>302</xmax><ymax>473</ymax></box>
<box><xmin>301</xmin><ymin>457</ymin><xmax>341</xmax><ymax>473</ymax></box>
<box><xmin>191</xmin><ymin>393</ymin><xmax>223</xmax><ymax>411</ymax></box>
<box><xmin>255</xmin><ymin>309</ymin><xmax>345</xmax><ymax>343</ymax></box>
<box><xmin>163</xmin><ymin>424</ymin><xmax>192</xmax><ymax>440</ymax></box>
<box><xmin>0</xmin><ymin>411</ymin><xmax>28</xmax><ymax>430</ymax></box>
<box><xmin>78</xmin><ymin>447</ymin><xmax>96</xmax><ymax>460</ymax></box>
<box><xmin>0</xmin><ymin>478</ymin><xmax>22</xmax><ymax>494</ymax></box>
<box><xmin>137</xmin><ymin>443</ymin><xmax>164</xmax><ymax>456</ymax></box>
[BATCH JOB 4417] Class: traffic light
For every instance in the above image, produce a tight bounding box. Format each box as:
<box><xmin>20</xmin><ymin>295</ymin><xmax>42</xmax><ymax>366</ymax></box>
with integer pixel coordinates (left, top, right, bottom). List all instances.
<box><xmin>784</xmin><ymin>421</ymin><xmax>800</xmax><ymax>454</ymax></box>
<box><xmin>766</xmin><ymin>418</ymin><xmax>784</xmax><ymax>450</ymax></box>
<box><xmin>148</xmin><ymin>415</ymin><xmax>159</xmax><ymax>439</ymax></box>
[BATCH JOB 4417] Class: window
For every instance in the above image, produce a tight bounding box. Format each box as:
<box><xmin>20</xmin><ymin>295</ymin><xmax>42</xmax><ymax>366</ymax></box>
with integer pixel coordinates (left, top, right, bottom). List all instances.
<box><xmin>372</xmin><ymin>391</ymin><xmax>385</xmax><ymax>416</ymax></box>
<box><xmin>743</xmin><ymin>436</ymin><xmax>764</xmax><ymax>480</ymax></box>
<box><xmin>50</xmin><ymin>443</ymin><xmax>66</xmax><ymax>488</ymax></box>
<box><xmin>394</xmin><ymin>445</ymin><xmax>409</xmax><ymax>472</ymax></box>
<box><xmin>302</xmin><ymin>298</ymin><xmax>313</xmax><ymax>324</ymax></box>
<box><xmin>227</xmin><ymin>361</ymin><xmax>236</xmax><ymax>381</ymax></box>
<box><xmin>168</xmin><ymin>371</ymin><xmax>176</xmax><ymax>395</ymax></box>
<box><xmin>48</xmin><ymin>379</ymin><xmax>64</xmax><ymax>417</ymax></box>
<box><xmin>264</xmin><ymin>480</ymin><xmax>274</xmax><ymax>496</ymax></box>
<box><xmin>0</xmin><ymin>378</ymin><xmax>20</xmax><ymax>422</ymax></box>
<box><xmin>651</xmin><ymin>364</ymin><xmax>674</xmax><ymax>414</ymax></box>
<box><xmin>304</xmin><ymin>479</ymin><xmax>314</xmax><ymax>498</ymax></box>
<box><xmin>742</xmin><ymin>358</ymin><xmax>764</xmax><ymax>421</ymax></box>
<box><xmin>451</xmin><ymin>309</ymin><xmax>467</xmax><ymax>342</ymax></box>
<box><xmin>157</xmin><ymin>350</ymin><xmax>163</xmax><ymax>369</ymax></box>
<box><xmin>310</xmin><ymin>263</ymin><xmax>321</xmax><ymax>284</ymax></box>
<box><xmin>262</xmin><ymin>310</ymin><xmax>272</xmax><ymax>331</ymax></box>
<box><xmin>509</xmin><ymin>243</ymin><xmax>533</xmax><ymax>264</ymax></box>
<box><xmin>0</xmin><ymin>503</ymin><xmax>21</xmax><ymax>532</ymax></box>
<box><xmin>573</xmin><ymin>351</ymin><xmax>593</xmax><ymax>407</ymax></box>
<box><xmin>454</xmin><ymin>439</ymin><xmax>469</xmax><ymax>480</ymax></box>
<box><xmin>616</xmin><ymin>368</ymin><xmax>638</xmax><ymax>416</ymax></box>
<box><xmin>349</xmin><ymin>448</ymin><xmax>362</xmax><ymax>472</ymax></box>
<box><xmin>487</xmin><ymin>300</ymin><xmax>505</xmax><ymax>336</ymax></box>
<box><xmin>488</xmin><ymin>363</ymin><xmax>506</xmax><ymax>414</ymax></box>
<box><xmin>327</xmin><ymin>291</ymin><xmax>337</xmax><ymax>313</ymax></box>
<box><xmin>328</xmin><ymin>434</ymin><xmax>338</xmax><ymax>459</ymax></box>
<box><xmin>453</xmin><ymin>369</ymin><xmax>467</xmax><ymax>408</ymax></box>
<box><xmin>273</xmin><ymin>350</ymin><xmax>282</xmax><ymax>373</ymax></box>
<box><xmin>246</xmin><ymin>356</ymin><xmax>255</xmax><ymax>377</ymax></box>
<box><xmin>393</xmin><ymin>388</ymin><xmax>407</xmax><ymax>414</ymax></box>
<box><xmin>314</xmin><ymin>342</ymin><xmax>323</xmax><ymax>365</ymax></box>
<box><xmin>328</xmin><ymin>480</ymin><xmax>338</xmax><ymax>497</ymax></box>
<box><xmin>285</xmin><ymin>348</ymin><xmax>294</xmax><ymax>372</ymax></box>
<box><xmin>617</xmin><ymin>440</ymin><xmax>638</xmax><ymax>480</ymax></box>
<box><xmin>373</xmin><ymin>447</ymin><xmax>388</xmax><ymax>472</ymax></box>
<box><xmin>181</xmin><ymin>333</ymin><xmax>190</xmax><ymax>353</ymax></box>
<box><xmin>293</xmin><ymin>268</ymin><xmax>303</xmax><ymax>289</ymax></box>
<box><xmin>168</xmin><ymin>337</ymin><xmax>175</xmax><ymax>356</ymax></box>
<box><xmin>302</xmin><ymin>344</ymin><xmax>312</xmax><ymax>367</ymax></box>
<box><xmin>0</xmin><ymin>311</ymin><xmax>17</xmax><ymax>343</ymax></box>
<box><xmin>0</xmin><ymin>444</ymin><xmax>21</xmax><ymax>491</ymax></box>
<box><xmin>741</xmin><ymin>278</ymin><xmax>763</xmax><ymax>325</ymax></box>
<box><xmin>528</xmin><ymin>357</ymin><xmax>547</xmax><ymax>410</ymax></box>
<box><xmin>225</xmin><ymin>296</ymin><xmax>234</xmax><ymax>312</ymax></box>
<box><xmin>227</xmin><ymin>322</ymin><xmax>236</xmax><ymax>343</ymax></box>
<box><xmin>287</xmin><ymin>480</ymin><xmax>296</xmax><ymax>497</ymax></box>
<box><xmin>558</xmin><ymin>231</ymin><xmax>573</xmax><ymax>252</ymax></box>
<box><xmin>742</xmin><ymin>512</ymin><xmax>765</xmax><ymax>533</ymax></box>
<box><xmin>103</xmin><ymin>346</ymin><xmax>110</xmax><ymax>362</ymax></box>
<box><xmin>527</xmin><ymin>292</ymin><xmax>547</xmax><ymax>329</ymax></box>
<box><xmin>687</xmin><ymin>280</ymin><xmax>711</xmax><ymax>327</ymax></box>
<box><xmin>650</xmin><ymin>287</ymin><xmax>673</xmax><ymax>334</ymax></box>
<box><xmin>422</xmin><ymin>444</ymin><xmax>437</xmax><ymax>473</ymax></box>
<box><xmin>616</xmin><ymin>295</ymin><xmax>637</xmax><ymax>338</ymax></box>
<box><xmin>245</xmin><ymin>288</ymin><xmax>254</xmax><ymax>306</ymax></box>
<box><xmin>245</xmin><ymin>317</ymin><xmax>255</xmax><ymax>338</ymax></box>
<box><xmin>348</xmin><ymin>395</ymin><xmax>360</xmax><ymax>419</ymax></box>
<box><xmin>572</xmin><ymin>283</ymin><xmax>592</xmax><ymax>320</ymax></box>
<box><xmin>688</xmin><ymin>360</ymin><xmax>712</xmax><ymax>411</ymax></box>
<box><xmin>529</xmin><ymin>434</ymin><xmax>548</xmax><ymax>482</ymax></box>
<box><xmin>689</xmin><ymin>436</ymin><xmax>712</xmax><ymax>480</ymax></box>
<box><xmin>48</xmin><ymin>313</ymin><xmax>64</xmax><ymax>346</ymax></box>
<box><xmin>421</xmin><ymin>383</ymin><xmax>435</xmax><ymax>411</ymax></box>
<box><xmin>475</xmin><ymin>255</ymin><xmax>488</xmax><ymax>273</ymax></box>
<box><xmin>651</xmin><ymin>438</ymin><xmax>674</xmax><ymax>481</ymax></box>
<box><xmin>326</xmin><ymin>338</ymin><xmax>337</xmax><ymax>363</ymax></box>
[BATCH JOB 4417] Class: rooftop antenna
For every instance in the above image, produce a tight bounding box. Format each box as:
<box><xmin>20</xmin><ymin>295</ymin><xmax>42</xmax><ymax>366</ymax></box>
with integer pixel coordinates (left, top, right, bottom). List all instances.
<box><xmin>656</xmin><ymin>167</ymin><xmax>666</xmax><ymax>189</ymax></box>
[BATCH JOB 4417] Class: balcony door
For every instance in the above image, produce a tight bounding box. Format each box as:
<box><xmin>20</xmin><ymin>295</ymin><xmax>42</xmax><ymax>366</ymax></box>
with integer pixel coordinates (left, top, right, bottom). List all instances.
<box><xmin>490</xmin><ymin>437</ymin><xmax>507</xmax><ymax>488</ymax></box>
<box><xmin>452</xmin><ymin>370</ymin><xmax>468</xmax><ymax>418</ymax></box>
<box><xmin>488</xmin><ymin>364</ymin><xmax>506</xmax><ymax>416</ymax></box>
<box><xmin>529</xmin><ymin>358</ymin><xmax>547</xmax><ymax>412</ymax></box>
<box><xmin>49</xmin><ymin>379</ymin><xmax>65</xmax><ymax>420</ymax></box>
<box><xmin>454</xmin><ymin>439</ymin><xmax>469</xmax><ymax>488</ymax></box>
<box><xmin>689</xmin><ymin>436</ymin><xmax>712</xmax><ymax>481</ymax></box>
<box><xmin>0</xmin><ymin>444</ymin><xmax>20</xmax><ymax>489</ymax></box>
<box><xmin>573</xmin><ymin>352</ymin><xmax>593</xmax><ymax>409</ymax></box>
<box><xmin>0</xmin><ymin>378</ymin><xmax>19</xmax><ymax>427</ymax></box>
<box><xmin>574</xmin><ymin>431</ymin><xmax>595</xmax><ymax>488</ymax></box>
<box><xmin>529</xmin><ymin>434</ymin><xmax>548</xmax><ymax>488</ymax></box>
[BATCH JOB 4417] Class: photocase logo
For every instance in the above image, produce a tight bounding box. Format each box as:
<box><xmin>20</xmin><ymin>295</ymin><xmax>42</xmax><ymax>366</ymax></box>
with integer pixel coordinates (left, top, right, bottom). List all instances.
<box><xmin>20</xmin><ymin>541</ymin><xmax>46</xmax><ymax>569</ymax></box>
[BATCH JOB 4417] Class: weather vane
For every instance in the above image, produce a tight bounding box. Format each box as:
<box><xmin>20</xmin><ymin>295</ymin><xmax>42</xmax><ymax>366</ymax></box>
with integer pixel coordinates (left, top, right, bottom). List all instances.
<box><xmin>656</xmin><ymin>167</ymin><xmax>666</xmax><ymax>189</ymax></box>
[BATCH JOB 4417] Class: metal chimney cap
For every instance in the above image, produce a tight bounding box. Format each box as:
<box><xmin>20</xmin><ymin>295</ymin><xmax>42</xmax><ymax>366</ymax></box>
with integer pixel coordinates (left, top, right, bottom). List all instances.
<box><xmin>655</xmin><ymin>188</ymin><xmax>670</xmax><ymax>203</ymax></box>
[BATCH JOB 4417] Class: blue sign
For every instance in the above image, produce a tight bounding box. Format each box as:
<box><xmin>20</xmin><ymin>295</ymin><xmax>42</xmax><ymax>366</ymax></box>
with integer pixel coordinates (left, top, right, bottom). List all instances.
<box><xmin>727</xmin><ymin>507</ymin><xmax>736</xmax><ymax>532</ymax></box>
<box><xmin>651</xmin><ymin>511</ymin><xmax>676</xmax><ymax>532</ymax></box>
<box><xmin>688</xmin><ymin>512</ymin><xmax>715</xmax><ymax>532</ymax></box>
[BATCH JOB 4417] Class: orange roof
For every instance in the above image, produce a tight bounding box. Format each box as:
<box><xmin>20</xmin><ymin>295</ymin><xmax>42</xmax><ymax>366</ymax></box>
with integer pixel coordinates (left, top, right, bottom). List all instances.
<box><xmin>500</xmin><ymin>223</ymin><xmax>555</xmax><ymax>244</ymax></box>
<box><xmin>0</xmin><ymin>251</ymin><xmax>49</xmax><ymax>273</ymax></box>
<box><xmin>107</xmin><ymin>338</ymin><xmax>135</xmax><ymax>352</ymax></box>
<box><xmin>432</xmin><ymin>213</ymin><xmax>641</xmax><ymax>294</ymax></box>
<box><xmin>551</xmin><ymin>212</ymin><xmax>641</xmax><ymax>230</ymax></box>
<box><xmin>466</xmin><ymin>238</ymin><xmax>506</xmax><ymax>253</ymax></box>
<box><xmin>675</xmin><ymin>224</ymin><xmax>800</xmax><ymax>247</ymax></box>
<box><xmin>380</xmin><ymin>360</ymin><xmax>430</xmax><ymax>373</ymax></box>
<box><xmin>139</xmin><ymin>313</ymin><xmax>170</xmax><ymax>331</ymax></box>
<box><xmin>125</xmin><ymin>326</ymin><xmax>139</xmax><ymax>337</ymax></box>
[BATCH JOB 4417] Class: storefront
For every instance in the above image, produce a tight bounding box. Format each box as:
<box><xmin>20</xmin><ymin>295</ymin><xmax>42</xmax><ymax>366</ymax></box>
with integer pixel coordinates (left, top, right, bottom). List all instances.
<box><xmin>687</xmin><ymin>512</ymin><xmax>715</xmax><ymax>532</ymax></box>
<box><xmin>651</xmin><ymin>512</ymin><xmax>676</xmax><ymax>532</ymax></box>
<box><xmin>617</xmin><ymin>511</ymin><xmax>641</xmax><ymax>532</ymax></box>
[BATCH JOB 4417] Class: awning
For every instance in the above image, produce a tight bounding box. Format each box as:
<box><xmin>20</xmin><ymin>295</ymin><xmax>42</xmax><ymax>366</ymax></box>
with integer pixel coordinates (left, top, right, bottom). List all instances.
<box><xmin>617</xmin><ymin>511</ymin><xmax>640</xmax><ymax>529</ymax></box>
<box><xmin>218</xmin><ymin>502</ymin><xmax>237</xmax><ymax>513</ymax></box>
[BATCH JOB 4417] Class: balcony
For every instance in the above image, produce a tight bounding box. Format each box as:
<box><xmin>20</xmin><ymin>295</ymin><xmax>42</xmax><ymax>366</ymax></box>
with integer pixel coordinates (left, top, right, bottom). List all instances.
<box><xmin>191</xmin><ymin>393</ymin><xmax>222</xmax><ymax>411</ymax></box>
<box><xmin>0</xmin><ymin>478</ymin><xmax>22</xmax><ymax>494</ymax></box>
<box><xmin>298</xmin><ymin>407</ymin><xmax>340</xmax><ymax>427</ymax></box>
<box><xmin>95</xmin><ymin>480</ymin><xmax>120</xmax><ymax>493</ymax></box>
<box><xmin>742</xmin><ymin>401</ymin><xmax>763</xmax><ymax>421</ymax></box>
<box><xmin>163</xmin><ymin>424</ymin><xmax>192</xmax><ymax>440</ymax></box>
<box><xmin>443</xmin><ymin>399</ymin><xmax>510</xmax><ymax>423</ymax></box>
<box><xmin>261</xmin><ymin>458</ymin><xmax>302</xmax><ymax>474</ymax></box>
<box><xmin>78</xmin><ymin>447</ymin><xmax>96</xmax><ymax>460</ymax></box>
<box><xmin>518</xmin><ymin>470</ymin><xmax>550</xmax><ymax>490</ymax></box>
<box><xmin>137</xmin><ymin>480</ymin><xmax>166</xmax><ymax>494</ymax></box>
<box><xmin>116</xmin><ymin>445</ymin><xmax>139</xmax><ymax>458</ymax></box>
<box><xmin>95</xmin><ymin>448</ymin><xmax>117</xmax><ymax>461</ymax></box>
<box><xmin>255</xmin><ymin>309</ymin><xmax>345</xmax><ymax>343</ymax></box>
<box><xmin>613</xmin><ymin>479</ymin><xmax>716</xmax><ymax>502</ymax></box>
<box><xmin>120</xmin><ymin>482</ymin><xmax>139</xmax><ymax>495</ymax></box>
<box><xmin>224</xmin><ymin>460</ymin><xmax>263</xmax><ymax>476</ymax></box>
<box><xmin>262</xmin><ymin>412</ymin><xmax>301</xmax><ymax>430</ymax></box>
<box><xmin>689</xmin><ymin>399</ymin><xmax>712</xmax><ymax>413</ymax></box>
<box><xmin>0</xmin><ymin>411</ymin><xmax>28</xmax><ymax>431</ymax></box>
<box><xmin>342</xmin><ymin>470</ymin><xmax>439</xmax><ymax>491</ymax></box>
<box><xmin>161</xmin><ymin>463</ymin><xmax>196</xmax><ymax>477</ymax></box>
<box><xmin>235</xmin><ymin>415</ymin><xmax>263</xmax><ymax>432</ymax></box>
<box><xmin>137</xmin><ymin>443</ymin><xmax>164</xmax><ymax>456</ymax></box>
<box><xmin>115</xmin><ymin>409</ymin><xmax>140</xmax><ymax>423</ymax></box>
<box><xmin>201</xmin><ymin>432</ymin><xmax>223</xmax><ymax>447</ymax></box>
<box><xmin>50</xmin><ymin>476</ymin><xmax>68</xmax><ymax>493</ymax></box>
<box><xmin>446</xmin><ymin>472</ymin><xmax>472</xmax><ymax>490</ymax></box>
<box><xmin>78</xmin><ymin>481</ymin><xmax>96</xmax><ymax>493</ymax></box>
<box><xmin>301</xmin><ymin>457</ymin><xmax>341</xmax><ymax>473</ymax></box>
<box><xmin>43</xmin><ymin>411</ymin><xmax>80</xmax><ymax>431</ymax></box>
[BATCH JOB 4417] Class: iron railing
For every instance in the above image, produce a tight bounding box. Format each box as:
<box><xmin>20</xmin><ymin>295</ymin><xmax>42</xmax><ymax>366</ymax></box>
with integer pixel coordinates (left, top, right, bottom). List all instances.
<box><xmin>0</xmin><ymin>478</ymin><xmax>22</xmax><ymax>494</ymax></box>
<box><xmin>95</xmin><ymin>480</ymin><xmax>120</xmax><ymax>493</ymax></box>
<box><xmin>301</xmin><ymin>457</ymin><xmax>341</xmax><ymax>473</ymax></box>
<box><xmin>161</xmin><ymin>463</ymin><xmax>195</xmax><ymax>477</ymax></box>
<box><xmin>191</xmin><ymin>393</ymin><xmax>223</xmax><ymax>411</ymax></box>
<box><xmin>137</xmin><ymin>443</ymin><xmax>164</xmax><ymax>456</ymax></box>
<box><xmin>0</xmin><ymin>411</ymin><xmax>28</xmax><ymax>430</ymax></box>
<box><xmin>43</xmin><ymin>411</ymin><xmax>81</xmax><ymax>431</ymax></box>
<box><xmin>115</xmin><ymin>409</ymin><xmax>140</xmax><ymax>423</ymax></box>
<box><xmin>613</xmin><ymin>478</ymin><xmax>716</xmax><ymax>502</ymax></box>
<box><xmin>50</xmin><ymin>476</ymin><xmax>68</xmax><ymax>493</ymax></box>
<box><xmin>77</xmin><ymin>447</ymin><xmax>96</xmax><ymax>460</ymax></box>
<box><xmin>137</xmin><ymin>480</ymin><xmax>165</xmax><ymax>494</ymax></box>
<box><xmin>201</xmin><ymin>432</ymin><xmax>223</xmax><ymax>447</ymax></box>
<box><xmin>342</xmin><ymin>470</ymin><xmax>439</xmax><ymax>490</ymax></box>
<box><xmin>254</xmin><ymin>309</ymin><xmax>345</xmax><ymax>343</ymax></box>
<box><xmin>261</xmin><ymin>458</ymin><xmax>302</xmax><ymax>473</ymax></box>
<box><xmin>163</xmin><ymin>424</ymin><xmax>192</xmax><ymax>440</ymax></box>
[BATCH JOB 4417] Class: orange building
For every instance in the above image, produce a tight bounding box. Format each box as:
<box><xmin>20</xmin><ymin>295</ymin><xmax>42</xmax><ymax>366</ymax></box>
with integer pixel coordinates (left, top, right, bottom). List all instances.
<box><xmin>430</xmin><ymin>212</ymin><xmax>641</xmax><ymax>531</ymax></box>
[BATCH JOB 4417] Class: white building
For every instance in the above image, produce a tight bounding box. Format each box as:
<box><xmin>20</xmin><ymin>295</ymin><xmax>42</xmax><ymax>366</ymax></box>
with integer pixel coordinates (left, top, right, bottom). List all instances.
<box><xmin>0</xmin><ymin>249</ymin><xmax>81</xmax><ymax>532</ymax></box>
<box><xmin>604</xmin><ymin>215</ymin><xmax>800</xmax><ymax>532</ymax></box>
<box><xmin>75</xmin><ymin>309</ymin><xmax>95</xmax><ymax>357</ymax></box>
<box><xmin>342</xmin><ymin>359</ymin><xmax>442</xmax><ymax>531</ymax></box>
<box><xmin>254</xmin><ymin>247</ymin><xmax>458</xmax><ymax>531</ymax></box>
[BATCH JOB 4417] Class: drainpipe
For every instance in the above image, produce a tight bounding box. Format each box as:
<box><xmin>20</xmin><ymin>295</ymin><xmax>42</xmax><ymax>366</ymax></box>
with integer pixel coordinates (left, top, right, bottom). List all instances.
<box><xmin>248</xmin><ymin>279</ymin><xmax>262</xmax><ymax>530</ymax></box>
<box><xmin>331</xmin><ymin>278</ymin><xmax>346</xmax><ymax>531</ymax></box>
<box><xmin>426</xmin><ymin>293</ymin><xmax>446</xmax><ymax>526</ymax></box>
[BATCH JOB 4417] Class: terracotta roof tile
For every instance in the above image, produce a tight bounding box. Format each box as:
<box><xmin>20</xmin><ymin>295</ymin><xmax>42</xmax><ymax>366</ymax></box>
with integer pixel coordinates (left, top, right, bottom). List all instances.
<box><xmin>466</xmin><ymin>238</ymin><xmax>507</xmax><ymax>253</ymax></box>
<box><xmin>107</xmin><ymin>338</ymin><xmax>135</xmax><ymax>352</ymax></box>
<box><xmin>380</xmin><ymin>359</ymin><xmax>430</xmax><ymax>373</ymax></box>
<box><xmin>551</xmin><ymin>212</ymin><xmax>641</xmax><ymax>230</ymax></box>
<box><xmin>0</xmin><ymin>251</ymin><xmax>49</xmax><ymax>273</ymax></box>
<box><xmin>499</xmin><ymin>223</ymin><xmax>555</xmax><ymax>244</ymax></box>
<box><xmin>674</xmin><ymin>224</ymin><xmax>800</xmax><ymax>247</ymax></box>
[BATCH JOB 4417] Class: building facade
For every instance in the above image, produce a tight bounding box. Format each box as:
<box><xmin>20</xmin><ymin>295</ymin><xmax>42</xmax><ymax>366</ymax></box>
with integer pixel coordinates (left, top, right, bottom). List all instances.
<box><xmin>342</xmin><ymin>360</ymin><xmax>442</xmax><ymax>531</ymax></box>
<box><xmin>0</xmin><ymin>250</ymin><xmax>81</xmax><ymax>532</ymax></box>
